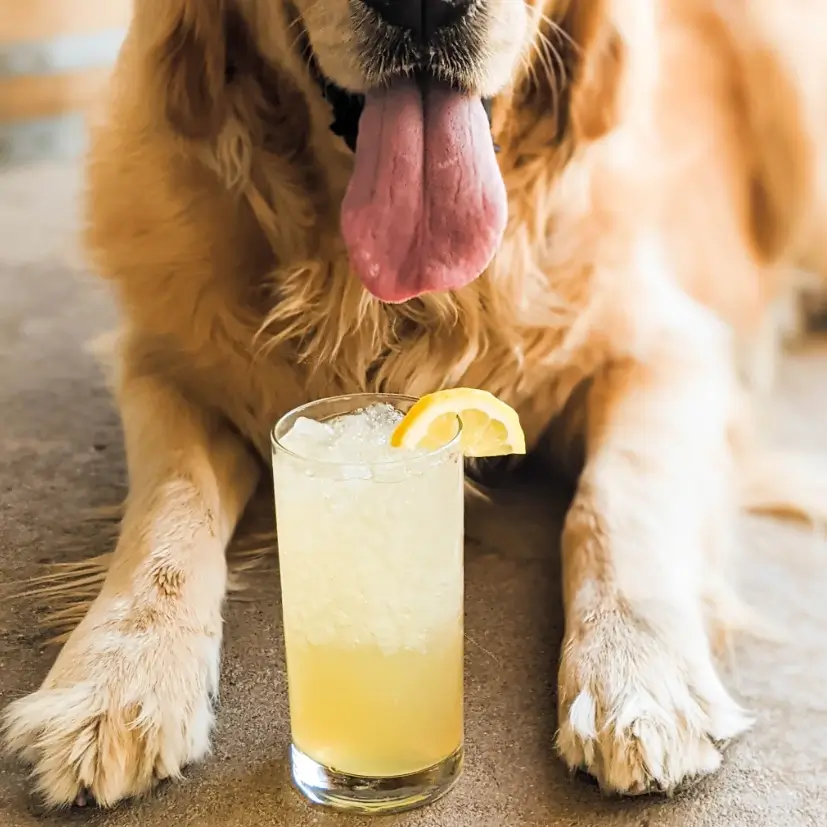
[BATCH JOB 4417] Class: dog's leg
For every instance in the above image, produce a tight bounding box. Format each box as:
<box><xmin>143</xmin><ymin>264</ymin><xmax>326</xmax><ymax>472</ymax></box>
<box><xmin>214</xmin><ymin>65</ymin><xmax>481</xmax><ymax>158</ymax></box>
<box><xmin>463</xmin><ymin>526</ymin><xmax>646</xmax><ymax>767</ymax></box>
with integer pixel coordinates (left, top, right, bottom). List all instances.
<box><xmin>555</xmin><ymin>304</ymin><xmax>752</xmax><ymax>794</ymax></box>
<box><xmin>2</xmin><ymin>369</ymin><xmax>260</xmax><ymax>808</ymax></box>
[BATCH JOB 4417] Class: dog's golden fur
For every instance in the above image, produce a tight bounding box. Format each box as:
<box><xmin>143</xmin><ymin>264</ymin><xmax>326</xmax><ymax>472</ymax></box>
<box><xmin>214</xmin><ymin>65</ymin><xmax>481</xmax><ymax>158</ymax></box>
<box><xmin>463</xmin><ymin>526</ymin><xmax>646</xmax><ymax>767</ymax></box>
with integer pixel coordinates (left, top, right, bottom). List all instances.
<box><xmin>4</xmin><ymin>0</ymin><xmax>827</xmax><ymax>809</ymax></box>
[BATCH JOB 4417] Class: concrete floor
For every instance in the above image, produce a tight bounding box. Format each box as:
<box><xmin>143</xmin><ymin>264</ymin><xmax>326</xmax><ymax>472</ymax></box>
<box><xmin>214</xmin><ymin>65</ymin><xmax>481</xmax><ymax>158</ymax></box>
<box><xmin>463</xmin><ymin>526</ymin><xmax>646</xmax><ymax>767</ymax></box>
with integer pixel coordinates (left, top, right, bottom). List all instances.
<box><xmin>1</xmin><ymin>162</ymin><xmax>826</xmax><ymax>827</ymax></box>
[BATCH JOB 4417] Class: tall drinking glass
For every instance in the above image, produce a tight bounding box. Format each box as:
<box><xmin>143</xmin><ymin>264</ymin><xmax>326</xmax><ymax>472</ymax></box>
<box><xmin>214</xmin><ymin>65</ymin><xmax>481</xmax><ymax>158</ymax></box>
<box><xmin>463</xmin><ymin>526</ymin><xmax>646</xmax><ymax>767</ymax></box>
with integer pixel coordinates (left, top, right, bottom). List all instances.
<box><xmin>271</xmin><ymin>393</ymin><xmax>465</xmax><ymax>814</ymax></box>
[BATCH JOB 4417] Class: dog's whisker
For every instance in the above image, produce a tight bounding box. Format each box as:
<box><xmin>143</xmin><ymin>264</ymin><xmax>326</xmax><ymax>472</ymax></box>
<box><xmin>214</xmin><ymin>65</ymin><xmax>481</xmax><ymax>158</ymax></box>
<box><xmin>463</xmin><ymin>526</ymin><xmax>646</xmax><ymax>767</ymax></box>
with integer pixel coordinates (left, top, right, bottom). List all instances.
<box><xmin>530</xmin><ymin>35</ymin><xmax>561</xmax><ymax>115</ymax></box>
<box><xmin>524</xmin><ymin>3</ymin><xmax>580</xmax><ymax>55</ymax></box>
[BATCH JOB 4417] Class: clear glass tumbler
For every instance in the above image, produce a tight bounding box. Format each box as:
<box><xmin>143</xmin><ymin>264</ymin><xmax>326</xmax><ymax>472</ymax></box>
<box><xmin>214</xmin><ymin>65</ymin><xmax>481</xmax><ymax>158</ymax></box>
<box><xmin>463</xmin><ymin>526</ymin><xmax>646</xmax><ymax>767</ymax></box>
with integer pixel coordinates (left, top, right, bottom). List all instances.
<box><xmin>271</xmin><ymin>393</ymin><xmax>465</xmax><ymax>814</ymax></box>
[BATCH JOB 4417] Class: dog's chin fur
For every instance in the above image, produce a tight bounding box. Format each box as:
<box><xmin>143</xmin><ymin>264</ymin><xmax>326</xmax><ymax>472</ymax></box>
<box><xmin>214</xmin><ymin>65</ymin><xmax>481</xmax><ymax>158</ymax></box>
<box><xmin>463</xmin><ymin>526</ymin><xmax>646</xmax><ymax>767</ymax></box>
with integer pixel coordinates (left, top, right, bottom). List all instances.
<box><xmin>4</xmin><ymin>0</ymin><xmax>827</xmax><ymax>812</ymax></box>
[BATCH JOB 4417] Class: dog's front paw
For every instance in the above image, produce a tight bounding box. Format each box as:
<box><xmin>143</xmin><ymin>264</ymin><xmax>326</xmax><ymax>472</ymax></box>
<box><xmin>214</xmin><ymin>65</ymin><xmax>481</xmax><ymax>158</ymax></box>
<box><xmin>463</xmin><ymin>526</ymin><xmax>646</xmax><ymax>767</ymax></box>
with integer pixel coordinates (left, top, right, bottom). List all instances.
<box><xmin>556</xmin><ymin>608</ymin><xmax>752</xmax><ymax>795</ymax></box>
<box><xmin>2</xmin><ymin>619</ymin><xmax>221</xmax><ymax>808</ymax></box>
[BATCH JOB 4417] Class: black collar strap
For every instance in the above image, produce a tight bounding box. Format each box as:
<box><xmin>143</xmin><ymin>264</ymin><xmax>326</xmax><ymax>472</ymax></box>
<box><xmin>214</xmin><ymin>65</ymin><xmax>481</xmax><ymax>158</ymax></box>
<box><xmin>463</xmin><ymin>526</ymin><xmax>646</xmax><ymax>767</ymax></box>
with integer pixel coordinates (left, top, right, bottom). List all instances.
<box><xmin>321</xmin><ymin>81</ymin><xmax>365</xmax><ymax>153</ymax></box>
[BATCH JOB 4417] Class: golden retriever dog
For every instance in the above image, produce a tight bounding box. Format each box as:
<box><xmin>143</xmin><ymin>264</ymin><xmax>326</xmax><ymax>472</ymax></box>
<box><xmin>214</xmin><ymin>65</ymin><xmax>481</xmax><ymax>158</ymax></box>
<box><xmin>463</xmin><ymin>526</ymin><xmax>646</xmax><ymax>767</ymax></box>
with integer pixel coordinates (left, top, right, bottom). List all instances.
<box><xmin>4</xmin><ymin>0</ymin><xmax>827</xmax><ymax>810</ymax></box>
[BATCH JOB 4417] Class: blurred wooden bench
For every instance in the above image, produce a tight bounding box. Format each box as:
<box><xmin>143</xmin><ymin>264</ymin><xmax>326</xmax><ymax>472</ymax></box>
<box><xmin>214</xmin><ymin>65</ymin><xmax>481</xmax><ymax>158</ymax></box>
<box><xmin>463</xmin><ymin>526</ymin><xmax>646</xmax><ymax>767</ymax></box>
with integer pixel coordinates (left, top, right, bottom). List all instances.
<box><xmin>0</xmin><ymin>0</ymin><xmax>131</xmax><ymax>164</ymax></box>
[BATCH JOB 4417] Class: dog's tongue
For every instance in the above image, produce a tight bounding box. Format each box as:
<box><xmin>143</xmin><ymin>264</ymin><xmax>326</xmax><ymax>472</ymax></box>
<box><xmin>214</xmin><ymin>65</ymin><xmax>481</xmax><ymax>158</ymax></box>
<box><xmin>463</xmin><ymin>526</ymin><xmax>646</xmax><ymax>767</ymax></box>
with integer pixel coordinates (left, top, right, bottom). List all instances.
<box><xmin>341</xmin><ymin>80</ymin><xmax>507</xmax><ymax>303</ymax></box>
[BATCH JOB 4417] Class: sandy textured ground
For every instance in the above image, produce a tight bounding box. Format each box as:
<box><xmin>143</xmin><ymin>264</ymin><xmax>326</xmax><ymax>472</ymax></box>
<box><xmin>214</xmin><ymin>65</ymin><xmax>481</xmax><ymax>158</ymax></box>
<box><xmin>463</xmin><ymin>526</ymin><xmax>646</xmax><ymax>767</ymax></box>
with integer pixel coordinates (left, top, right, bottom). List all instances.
<box><xmin>1</xmin><ymin>162</ymin><xmax>826</xmax><ymax>827</ymax></box>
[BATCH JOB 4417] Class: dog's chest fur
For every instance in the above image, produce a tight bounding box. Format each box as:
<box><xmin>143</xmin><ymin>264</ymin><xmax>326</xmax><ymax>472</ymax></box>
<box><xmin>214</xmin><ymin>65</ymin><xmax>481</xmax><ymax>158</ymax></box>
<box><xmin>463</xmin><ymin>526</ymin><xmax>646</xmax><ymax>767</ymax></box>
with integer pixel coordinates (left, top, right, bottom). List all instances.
<box><xmin>169</xmin><ymin>178</ymin><xmax>606</xmax><ymax>462</ymax></box>
<box><xmin>88</xmin><ymin>76</ymin><xmax>613</xmax><ymax>466</ymax></box>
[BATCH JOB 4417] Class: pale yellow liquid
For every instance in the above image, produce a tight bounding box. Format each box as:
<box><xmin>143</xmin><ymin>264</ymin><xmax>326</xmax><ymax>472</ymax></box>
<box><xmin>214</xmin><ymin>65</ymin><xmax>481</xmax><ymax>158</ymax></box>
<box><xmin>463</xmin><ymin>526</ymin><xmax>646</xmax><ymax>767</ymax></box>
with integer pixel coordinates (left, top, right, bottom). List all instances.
<box><xmin>274</xmin><ymin>404</ymin><xmax>465</xmax><ymax>781</ymax></box>
<box><xmin>287</xmin><ymin>630</ymin><xmax>463</xmax><ymax>777</ymax></box>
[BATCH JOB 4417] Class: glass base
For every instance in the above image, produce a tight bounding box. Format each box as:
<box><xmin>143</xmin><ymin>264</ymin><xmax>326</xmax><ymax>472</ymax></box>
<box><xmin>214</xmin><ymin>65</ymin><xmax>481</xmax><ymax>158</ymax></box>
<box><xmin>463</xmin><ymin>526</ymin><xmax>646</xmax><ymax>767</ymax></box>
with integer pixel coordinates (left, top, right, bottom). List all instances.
<box><xmin>290</xmin><ymin>743</ymin><xmax>463</xmax><ymax>814</ymax></box>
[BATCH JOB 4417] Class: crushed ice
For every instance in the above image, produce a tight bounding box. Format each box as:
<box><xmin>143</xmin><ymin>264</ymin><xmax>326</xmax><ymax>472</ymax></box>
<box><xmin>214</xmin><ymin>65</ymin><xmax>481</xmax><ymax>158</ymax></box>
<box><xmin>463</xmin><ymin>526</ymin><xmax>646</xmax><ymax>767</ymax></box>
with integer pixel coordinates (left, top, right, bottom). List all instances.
<box><xmin>279</xmin><ymin>403</ymin><xmax>412</xmax><ymax>469</ymax></box>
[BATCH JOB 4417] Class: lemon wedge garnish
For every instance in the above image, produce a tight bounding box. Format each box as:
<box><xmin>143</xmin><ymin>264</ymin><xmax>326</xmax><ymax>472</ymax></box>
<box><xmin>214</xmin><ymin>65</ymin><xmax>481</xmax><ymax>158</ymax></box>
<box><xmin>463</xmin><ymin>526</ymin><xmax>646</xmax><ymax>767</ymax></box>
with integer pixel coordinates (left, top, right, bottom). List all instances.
<box><xmin>390</xmin><ymin>388</ymin><xmax>526</xmax><ymax>457</ymax></box>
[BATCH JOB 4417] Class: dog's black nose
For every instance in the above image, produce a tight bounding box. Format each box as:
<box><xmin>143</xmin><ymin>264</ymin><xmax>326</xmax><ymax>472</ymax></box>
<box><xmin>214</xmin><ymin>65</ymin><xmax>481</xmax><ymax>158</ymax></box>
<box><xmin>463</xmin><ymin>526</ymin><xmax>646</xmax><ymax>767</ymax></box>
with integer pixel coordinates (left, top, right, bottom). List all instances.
<box><xmin>363</xmin><ymin>0</ymin><xmax>471</xmax><ymax>40</ymax></box>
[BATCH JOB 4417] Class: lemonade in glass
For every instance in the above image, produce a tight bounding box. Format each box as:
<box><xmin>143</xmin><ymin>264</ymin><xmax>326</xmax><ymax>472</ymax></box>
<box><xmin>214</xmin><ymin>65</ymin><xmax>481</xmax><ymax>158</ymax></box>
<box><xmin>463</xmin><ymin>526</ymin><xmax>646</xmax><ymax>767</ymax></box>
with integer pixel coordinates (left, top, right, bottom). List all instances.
<box><xmin>271</xmin><ymin>393</ymin><xmax>465</xmax><ymax>813</ymax></box>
